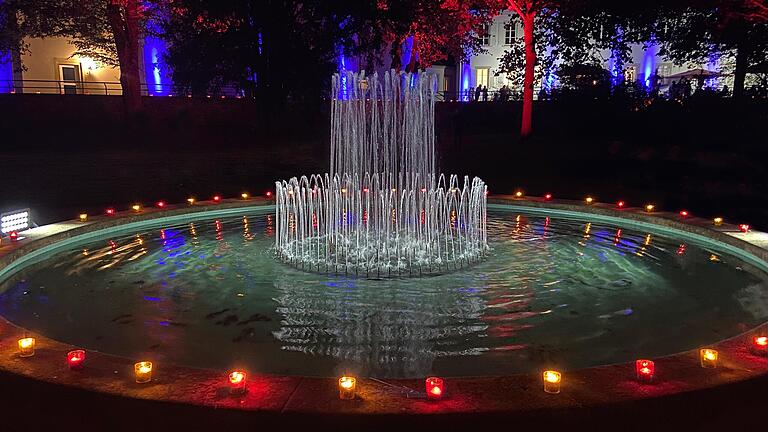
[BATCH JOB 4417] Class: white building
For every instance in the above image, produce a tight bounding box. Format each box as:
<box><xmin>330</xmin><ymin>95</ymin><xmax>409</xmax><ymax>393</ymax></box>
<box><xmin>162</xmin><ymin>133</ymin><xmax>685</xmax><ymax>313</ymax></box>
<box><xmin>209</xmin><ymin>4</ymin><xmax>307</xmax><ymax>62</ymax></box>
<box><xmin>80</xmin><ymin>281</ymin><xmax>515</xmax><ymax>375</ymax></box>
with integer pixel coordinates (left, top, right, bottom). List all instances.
<box><xmin>0</xmin><ymin>33</ymin><xmax>172</xmax><ymax>96</ymax></box>
<box><xmin>460</xmin><ymin>10</ymin><xmax>723</xmax><ymax>98</ymax></box>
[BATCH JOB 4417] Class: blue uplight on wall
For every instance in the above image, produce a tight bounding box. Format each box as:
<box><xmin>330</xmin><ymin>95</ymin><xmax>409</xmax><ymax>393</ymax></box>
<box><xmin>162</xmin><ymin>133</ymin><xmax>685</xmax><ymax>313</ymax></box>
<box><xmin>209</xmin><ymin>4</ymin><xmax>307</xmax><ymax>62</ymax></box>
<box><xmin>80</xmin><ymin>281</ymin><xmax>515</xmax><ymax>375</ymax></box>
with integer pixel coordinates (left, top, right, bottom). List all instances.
<box><xmin>0</xmin><ymin>51</ymin><xmax>12</xmax><ymax>94</ymax></box>
<box><xmin>641</xmin><ymin>43</ymin><xmax>659</xmax><ymax>89</ymax></box>
<box><xmin>461</xmin><ymin>61</ymin><xmax>472</xmax><ymax>101</ymax></box>
<box><xmin>143</xmin><ymin>20</ymin><xmax>172</xmax><ymax>96</ymax></box>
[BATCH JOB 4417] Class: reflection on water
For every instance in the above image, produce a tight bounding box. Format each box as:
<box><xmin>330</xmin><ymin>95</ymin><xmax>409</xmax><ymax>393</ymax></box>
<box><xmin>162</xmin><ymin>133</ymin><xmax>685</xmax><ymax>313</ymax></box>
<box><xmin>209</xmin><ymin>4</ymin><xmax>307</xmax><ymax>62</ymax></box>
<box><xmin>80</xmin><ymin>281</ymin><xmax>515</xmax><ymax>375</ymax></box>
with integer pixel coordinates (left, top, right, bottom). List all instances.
<box><xmin>1</xmin><ymin>211</ymin><xmax>767</xmax><ymax>378</ymax></box>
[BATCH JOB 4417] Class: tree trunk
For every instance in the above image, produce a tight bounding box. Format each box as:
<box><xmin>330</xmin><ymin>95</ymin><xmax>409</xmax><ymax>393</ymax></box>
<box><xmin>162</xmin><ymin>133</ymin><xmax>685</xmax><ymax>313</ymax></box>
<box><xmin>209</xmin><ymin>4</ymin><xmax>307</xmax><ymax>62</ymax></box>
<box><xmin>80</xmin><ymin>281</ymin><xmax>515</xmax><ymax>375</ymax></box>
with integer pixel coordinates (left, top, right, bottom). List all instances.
<box><xmin>107</xmin><ymin>0</ymin><xmax>142</xmax><ymax>112</ymax></box>
<box><xmin>733</xmin><ymin>42</ymin><xmax>749</xmax><ymax>99</ymax></box>
<box><xmin>391</xmin><ymin>36</ymin><xmax>404</xmax><ymax>71</ymax></box>
<box><xmin>521</xmin><ymin>11</ymin><xmax>536</xmax><ymax>138</ymax></box>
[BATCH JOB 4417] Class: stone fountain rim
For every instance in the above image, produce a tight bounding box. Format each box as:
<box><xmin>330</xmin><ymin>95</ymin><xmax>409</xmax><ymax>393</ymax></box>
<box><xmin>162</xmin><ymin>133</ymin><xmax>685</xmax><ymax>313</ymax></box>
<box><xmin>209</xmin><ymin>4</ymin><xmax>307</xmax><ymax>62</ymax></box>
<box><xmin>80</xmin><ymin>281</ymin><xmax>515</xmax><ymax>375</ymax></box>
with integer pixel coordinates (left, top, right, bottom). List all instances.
<box><xmin>1</xmin><ymin>195</ymin><xmax>767</xmax><ymax>415</ymax></box>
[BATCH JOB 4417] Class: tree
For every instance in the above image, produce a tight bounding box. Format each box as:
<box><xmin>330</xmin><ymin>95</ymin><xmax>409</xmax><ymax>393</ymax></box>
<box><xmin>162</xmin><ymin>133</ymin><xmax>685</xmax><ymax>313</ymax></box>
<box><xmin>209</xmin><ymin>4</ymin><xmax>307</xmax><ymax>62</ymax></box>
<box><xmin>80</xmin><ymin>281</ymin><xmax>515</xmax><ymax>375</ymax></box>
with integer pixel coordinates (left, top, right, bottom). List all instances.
<box><xmin>651</xmin><ymin>0</ymin><xmax>768</xmax><ymax>99</ymax></box>
<box><xmin>158</xmin><ymin>0</ymin><xmax>365</xmax><ymax>104</ymax></box>
<box><xmin>0</xmin><ymin>0</ymin><xmax>147</xmax><ymax>110</ymax></box>
<box><xmin>359</xmin><ymin>0</ymin><xmax>504</xmax><ymax>72</ymax></box>
<box><xmin>506</xmin><ymin>0</ymin><xmax>558</xmax><ymax>138</ymax></box>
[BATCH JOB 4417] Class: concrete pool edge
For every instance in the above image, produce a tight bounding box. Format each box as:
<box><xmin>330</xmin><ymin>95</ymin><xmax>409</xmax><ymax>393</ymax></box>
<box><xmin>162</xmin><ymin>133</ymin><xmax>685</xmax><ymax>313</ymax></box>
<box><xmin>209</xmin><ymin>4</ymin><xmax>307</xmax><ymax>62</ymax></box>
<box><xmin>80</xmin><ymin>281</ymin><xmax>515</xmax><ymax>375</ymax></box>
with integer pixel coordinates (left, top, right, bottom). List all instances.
<box><xmin>1</xmin><ymin>196</ymin><xmax>768</xmax><ymax>415</ymax></box>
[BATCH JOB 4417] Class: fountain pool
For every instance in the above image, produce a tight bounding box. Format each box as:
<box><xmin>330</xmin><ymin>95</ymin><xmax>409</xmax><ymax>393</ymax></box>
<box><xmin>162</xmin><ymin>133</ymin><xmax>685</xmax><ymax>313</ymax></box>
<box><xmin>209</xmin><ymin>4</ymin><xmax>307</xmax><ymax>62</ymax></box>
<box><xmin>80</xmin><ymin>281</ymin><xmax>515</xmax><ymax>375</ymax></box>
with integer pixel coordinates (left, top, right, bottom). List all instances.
<box><xmin>1</xmin><ymin>207</ymin><xmax>766</xmax><ymax>379</ymax></box>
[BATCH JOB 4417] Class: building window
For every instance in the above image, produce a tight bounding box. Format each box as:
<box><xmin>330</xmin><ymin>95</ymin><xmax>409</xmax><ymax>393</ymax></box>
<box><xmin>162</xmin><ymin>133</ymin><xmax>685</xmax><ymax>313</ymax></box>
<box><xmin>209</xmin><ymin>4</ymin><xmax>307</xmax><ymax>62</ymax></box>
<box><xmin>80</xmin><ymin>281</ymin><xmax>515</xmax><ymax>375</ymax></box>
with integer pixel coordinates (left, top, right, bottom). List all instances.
<box><xmin>476</xmin><ymin>68</ymin><xmax>490</xmax><ymax>88</ymax></box>
<box><xmin>504</xmin><ymin>24</ymin><xmax>515</xmax><ymax>45</ymax></box>
<box><xmin>480</xmin><ymin>24</ymin><xmax>491</xmax><ymax>46</ymax></box>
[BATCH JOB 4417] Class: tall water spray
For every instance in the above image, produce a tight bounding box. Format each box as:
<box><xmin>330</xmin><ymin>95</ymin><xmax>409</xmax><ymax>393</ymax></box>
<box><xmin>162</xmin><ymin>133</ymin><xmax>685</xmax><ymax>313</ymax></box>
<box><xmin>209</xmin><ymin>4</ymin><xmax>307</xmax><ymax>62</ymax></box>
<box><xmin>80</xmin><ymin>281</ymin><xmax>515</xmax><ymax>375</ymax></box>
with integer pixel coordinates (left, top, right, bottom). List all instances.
<box><xmin>275</xmin><ymin>70</ymin><xmax>488</xmax><ymax>277</ymax></box>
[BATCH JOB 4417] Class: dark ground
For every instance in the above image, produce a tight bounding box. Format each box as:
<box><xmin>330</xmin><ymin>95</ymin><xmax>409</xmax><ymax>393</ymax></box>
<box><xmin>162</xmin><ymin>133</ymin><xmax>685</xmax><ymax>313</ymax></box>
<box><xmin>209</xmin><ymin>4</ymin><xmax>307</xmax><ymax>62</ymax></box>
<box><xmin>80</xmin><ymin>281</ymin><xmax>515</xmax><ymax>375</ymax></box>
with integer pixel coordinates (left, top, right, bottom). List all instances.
<box><xmin>1</xmin><ymin>94</ymin><xmax>767</xmax><ymax>430</ymax></box>
<box><xmin>2</xmin><ymin>369</ymin><xmax>768</xmax><ymax>431</ymax></box>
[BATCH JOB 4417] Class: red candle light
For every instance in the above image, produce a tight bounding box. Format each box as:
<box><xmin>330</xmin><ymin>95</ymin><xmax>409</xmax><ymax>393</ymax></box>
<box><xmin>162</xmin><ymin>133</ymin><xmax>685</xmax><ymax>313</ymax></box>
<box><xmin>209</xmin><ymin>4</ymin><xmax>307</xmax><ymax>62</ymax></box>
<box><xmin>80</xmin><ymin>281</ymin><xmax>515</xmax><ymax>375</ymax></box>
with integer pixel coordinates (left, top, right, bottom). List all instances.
<box><xmin>228</xmin><ymin>370</ymin><xmax>247</xmax><ymax>395</ymax></box>
<box><xmin>213</xmin><ymin>195</ymin><xmax>222</xmax><ymax>203</ymax></box>
<box><xmin>544</xmin><ymin>193</ymin><xmax>553</xmax><ymax>201</ymax></box>
<box><xmin>679</xmin><ymin>210</ymin><xmax>690</xmax><ymax>218</ymax></box>
<box><xmin>156</xmin><ymin>201</ymin><xmax>166</xmax><ymax>208</ymax></box>
<box><xmin>105</xmin><ymin>208</ymin><xmax>116</xmax><ymax>216</ymax></box>
<box><xmin>616</xmin><ymin>201</ymin><xmax>626</xmax><ymax>209</ymax></box>
<box><xmin>739</xmin><ymin>224</ymin><xmax>751</xmax><ymax>233</ymax></box>
<box><xmin>752</xmin><ymin>336</ymin><xmax>768</xmax><ymax>355</ymax></box>
<box><xmin>67</xmin><ymin>350</ymin><xmax>86</xmax><ymax>370</ymax></box>
<box><xmin>266</xmin><ymin>191</ymin><xmax>273</xmax><ymax>198</ymax></box>
<box><xmin>635</xmin><ymin>359</ymin><xmax>655</xmax><ymax>383</ymax></box>
<box><xmin>425</xmin><ymin>377</ymin><xmax>445</xmax><ymax>400</ymax></box>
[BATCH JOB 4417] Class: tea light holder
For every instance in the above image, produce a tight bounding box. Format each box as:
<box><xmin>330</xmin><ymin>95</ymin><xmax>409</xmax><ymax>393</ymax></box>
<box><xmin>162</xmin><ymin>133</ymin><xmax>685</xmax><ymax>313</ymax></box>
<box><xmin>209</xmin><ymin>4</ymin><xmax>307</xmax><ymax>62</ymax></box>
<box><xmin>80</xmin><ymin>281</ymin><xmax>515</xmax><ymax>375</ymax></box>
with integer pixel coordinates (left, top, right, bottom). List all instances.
<box><xmin>543</xmin><ymin>370</ymin><xmax>562</xmax><ymax>394</ymax></box>
<box><xmin>339</xmin><ymin>376</ymin><xmax>357</xmax><ymax>400</ymax></box>
<box><xmin>67</xmin><ymin>350</ymin><xmax>86</xmax><ymax>370</ymax></box>
<box><xmin>700</xmin><ymin>349</ymin><xmax>719</xmax><ymax>368</ymax></box>
<box><xmin>635</xmin><ymin>359</ymin><xmax>655</xmax><ymax>383</ymax></box>
<box><xmin>135</xmin><ymin>361</ymin><xmax>153</xmax><ymax>383</ymax></box>
<box><xmin>425</xmin><ymin>377</ymin><xmax>445</xmax><ymax>400</ymax></box>
<box><xmin>751</xmin><ymin>336</ymin><xmax>768</xmax><ymax>355</ymax></box>
<box><xmin>228</xmin><ymin>371</ymin><xmax>247</xmax><ymax>395</ymax></box>
<box><xmin>18</xmin><ymin>337</ymin><xmax>36</xmax><ymax>357</ymax></box>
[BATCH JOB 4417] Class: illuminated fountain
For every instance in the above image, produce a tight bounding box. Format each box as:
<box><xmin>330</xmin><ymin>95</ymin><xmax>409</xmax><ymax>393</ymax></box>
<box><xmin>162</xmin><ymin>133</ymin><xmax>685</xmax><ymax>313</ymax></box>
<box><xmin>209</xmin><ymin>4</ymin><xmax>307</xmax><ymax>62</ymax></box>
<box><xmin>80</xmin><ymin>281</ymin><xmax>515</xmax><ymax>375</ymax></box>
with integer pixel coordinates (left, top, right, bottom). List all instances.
<box><xmin>275</xmin><ymin>70</ymin><xmax>488</xmax><ymax>277</ymax></box>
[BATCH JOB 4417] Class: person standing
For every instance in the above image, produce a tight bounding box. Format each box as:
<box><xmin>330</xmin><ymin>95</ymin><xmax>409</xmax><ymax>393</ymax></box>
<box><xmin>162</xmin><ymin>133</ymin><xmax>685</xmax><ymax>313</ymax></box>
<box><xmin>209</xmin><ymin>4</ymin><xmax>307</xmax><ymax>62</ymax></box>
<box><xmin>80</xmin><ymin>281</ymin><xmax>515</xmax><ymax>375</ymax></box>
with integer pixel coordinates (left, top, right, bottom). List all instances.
<box><xmin>482</xmin><ymin>86</ymin><xmax>489</xmax><ymax>101</ymax></box>
<box><xmin>475</xmin><ymin>84</ymin><xmax>482</xmax><ymax>102</ymax></box>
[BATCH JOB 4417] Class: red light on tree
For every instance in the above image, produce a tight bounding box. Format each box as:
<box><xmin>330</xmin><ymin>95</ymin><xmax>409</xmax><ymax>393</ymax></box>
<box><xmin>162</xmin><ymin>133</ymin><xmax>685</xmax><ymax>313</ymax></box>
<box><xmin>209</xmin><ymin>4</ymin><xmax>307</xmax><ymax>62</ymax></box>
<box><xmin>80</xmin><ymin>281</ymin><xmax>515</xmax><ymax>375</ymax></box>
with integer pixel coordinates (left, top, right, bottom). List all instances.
<box><xmin>425</xmin><ymin>377</ymin><xmax>445</xmax><ymax>400</ymax></box>
<box><xmin>739</xmin><ymin>224</ymin><xmax>751</xmax><ymax>233</ymax></box>
<box><xmin>67</xmin><ymin>350</ymin><xmax>86</xmax><ymax>371</ymax></box>
<box><xmin>106</xmin><ymin>208</ymin><xmax>116</xmax><ymax>216</ymax></box>
<box><xmin>616</xmin><ymin>201</ymin><xmax>626</xmax><ymax>209</ymax></box>
<box><xmin>635</xmin><ymin>359</ymin><xmax>655</xmax><ymax>383</ymax></box>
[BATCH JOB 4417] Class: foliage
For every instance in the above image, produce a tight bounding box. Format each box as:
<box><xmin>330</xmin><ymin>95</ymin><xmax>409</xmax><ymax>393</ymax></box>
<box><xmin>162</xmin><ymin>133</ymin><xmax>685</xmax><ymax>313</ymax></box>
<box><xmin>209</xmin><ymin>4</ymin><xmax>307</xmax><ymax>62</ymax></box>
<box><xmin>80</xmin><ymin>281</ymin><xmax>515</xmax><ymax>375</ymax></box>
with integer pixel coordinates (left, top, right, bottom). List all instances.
<box><xmin>651</xmin><ymin>2</ymin><xmax>768</xmax><ymax>86</ymax></box>
<box><xmin>495</xmin><ymin>13</ymin><xmax>555</xmax><ymax>92</ymax></box>
<box><xmin>360</xmin><ymin>0</ymin><xmax>505</xmax><ymax>69</ymax></box>
<box><xmin>156</xmin><ymin>0</ymin><xmax>364</xmax><ymax>101</ymax></box>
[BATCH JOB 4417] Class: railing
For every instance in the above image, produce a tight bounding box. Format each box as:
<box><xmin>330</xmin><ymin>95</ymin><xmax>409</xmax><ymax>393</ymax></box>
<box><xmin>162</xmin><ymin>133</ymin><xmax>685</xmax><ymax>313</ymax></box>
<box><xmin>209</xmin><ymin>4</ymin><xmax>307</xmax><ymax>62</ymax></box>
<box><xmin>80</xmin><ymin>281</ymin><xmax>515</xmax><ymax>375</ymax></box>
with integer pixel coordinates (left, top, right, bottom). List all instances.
<box><xmin>0</xmin><ymin>79</ymin><xmax>248</xmax><ymax>98</ymax></box>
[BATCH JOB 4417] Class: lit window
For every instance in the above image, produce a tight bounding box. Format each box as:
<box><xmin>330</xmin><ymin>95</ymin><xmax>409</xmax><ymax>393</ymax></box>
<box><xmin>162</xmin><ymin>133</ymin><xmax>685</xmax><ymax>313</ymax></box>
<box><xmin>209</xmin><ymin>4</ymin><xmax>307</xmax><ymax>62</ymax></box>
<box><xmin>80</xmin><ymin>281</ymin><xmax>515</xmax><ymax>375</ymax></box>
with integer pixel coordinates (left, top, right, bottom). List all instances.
<box><xmin>477</xmin><ymin>68</ymin><xmax>490</xmax><ymax>87</ymax></box>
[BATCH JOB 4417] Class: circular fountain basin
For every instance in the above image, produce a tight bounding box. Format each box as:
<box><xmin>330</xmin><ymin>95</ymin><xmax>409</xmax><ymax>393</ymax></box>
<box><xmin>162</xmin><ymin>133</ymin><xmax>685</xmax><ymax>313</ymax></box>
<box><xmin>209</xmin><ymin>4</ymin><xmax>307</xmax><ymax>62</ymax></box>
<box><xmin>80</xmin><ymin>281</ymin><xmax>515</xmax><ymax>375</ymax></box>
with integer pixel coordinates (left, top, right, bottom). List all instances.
<box><xmin>2</xmin><ymin>204</ymin><xmax>767</xmax><ymax>379</ymax></box>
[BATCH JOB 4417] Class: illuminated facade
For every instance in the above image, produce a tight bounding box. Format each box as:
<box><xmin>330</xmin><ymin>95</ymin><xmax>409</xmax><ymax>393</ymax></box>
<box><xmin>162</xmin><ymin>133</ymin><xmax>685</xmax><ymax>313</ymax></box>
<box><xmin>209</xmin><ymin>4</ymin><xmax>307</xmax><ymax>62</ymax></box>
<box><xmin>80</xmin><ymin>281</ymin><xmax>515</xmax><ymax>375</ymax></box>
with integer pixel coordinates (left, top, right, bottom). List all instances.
<box><xmin>0</xmin><ymin>26</ymin><xmax>172</xmax><ymax>95</ymax></box>
<box><xmin>462</xmin><ymin>10</ymin><xmax>724</xmax><ymax>98</ymax></box>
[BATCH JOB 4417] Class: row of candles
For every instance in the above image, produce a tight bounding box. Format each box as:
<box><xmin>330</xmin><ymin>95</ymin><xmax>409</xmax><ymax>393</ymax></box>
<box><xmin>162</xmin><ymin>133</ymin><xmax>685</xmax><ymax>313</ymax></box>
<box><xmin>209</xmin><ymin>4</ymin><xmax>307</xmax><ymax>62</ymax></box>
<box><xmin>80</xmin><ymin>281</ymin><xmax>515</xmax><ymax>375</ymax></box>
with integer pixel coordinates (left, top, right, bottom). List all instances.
<box><xmin>514</xmin><ymin>190</ymin><xmax>752</xmax><ymax>233</ymax></box>
<box><xmin>72</xmin><ymin>191</ymin><xmax>751</xmax><ymax>235</ymax></box>
<box><xmin>14</xmin><ymin>335</ymin><xmax>768</xmax><ymax>399</ymax></box>
<box><xmin>77</xmin><ymin>192</ymin><xmax>274</xmax><ymax>223</ymax></box>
